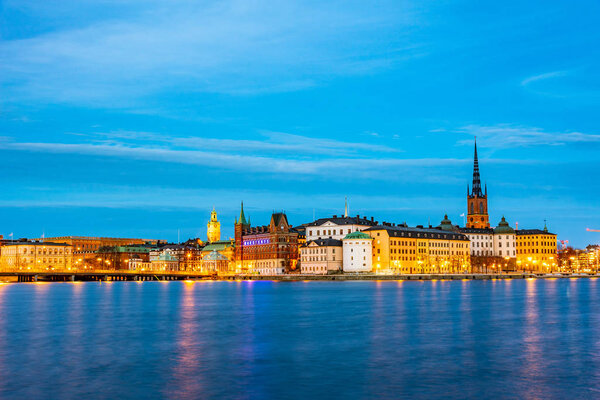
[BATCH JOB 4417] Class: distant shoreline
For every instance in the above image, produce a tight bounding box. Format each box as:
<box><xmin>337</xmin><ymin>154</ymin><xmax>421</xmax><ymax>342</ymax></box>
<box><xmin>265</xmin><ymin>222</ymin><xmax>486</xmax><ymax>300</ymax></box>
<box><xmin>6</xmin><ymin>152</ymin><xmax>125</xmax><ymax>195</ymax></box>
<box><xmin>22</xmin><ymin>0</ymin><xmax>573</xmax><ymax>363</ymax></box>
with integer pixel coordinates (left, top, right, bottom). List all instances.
<box><xmin>225</xmin><ymin>273</ymin><xmax>599</xmax><ymax>281</ymax></box>
<box><xmin>1</xmin><ymin>272</ymin><xmax>598</xmax><ymax>284</ymax></box>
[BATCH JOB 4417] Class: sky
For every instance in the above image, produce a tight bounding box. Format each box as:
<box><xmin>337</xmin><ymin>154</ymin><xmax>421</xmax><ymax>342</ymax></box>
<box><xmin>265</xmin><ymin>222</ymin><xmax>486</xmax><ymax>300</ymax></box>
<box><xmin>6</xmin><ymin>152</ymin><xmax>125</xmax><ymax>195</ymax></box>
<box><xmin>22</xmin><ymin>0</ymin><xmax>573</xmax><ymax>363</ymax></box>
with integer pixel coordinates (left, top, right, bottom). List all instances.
<box><xmin>0</xmin><ymin>0</ymin><xmax>599</xmax><ymax>247</ymax></box>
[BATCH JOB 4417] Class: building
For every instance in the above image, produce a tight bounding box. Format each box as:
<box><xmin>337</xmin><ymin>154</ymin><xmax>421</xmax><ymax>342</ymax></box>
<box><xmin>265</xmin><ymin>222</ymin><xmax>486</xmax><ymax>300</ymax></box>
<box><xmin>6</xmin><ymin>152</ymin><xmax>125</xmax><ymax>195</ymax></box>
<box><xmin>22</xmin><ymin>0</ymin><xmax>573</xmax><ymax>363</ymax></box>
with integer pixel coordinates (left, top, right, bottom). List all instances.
<box><xmin>201</xmin><ymin>239</ymin><xmax>235</xmax><ymax>262</ymax></box>
<box><xmin>492</xmin><ymin>217</ymin><xmax>516</xmax><ymax>259</ymax></box>
<box><xmin>0</xmin><ymin>241</ymin><xmax>72</xmax><ymax>271</ymax></box>
<box><xmin>234</xmin><ymin>203</ymin><xmax>299</xmax><ymax>275</ymax></box>
<box><xmin>149</xmin><ymin>253</ymin><xmax>179</xmax><ymax>271</ymax></box>
<box><xmin>94</xmin><ymin>245</ymin><xmax>152</xmax><ymax>270</ymax></box>
<box><xmin>457</xmin><ymin>216</ymin><xmax>517</xmax><ymax>271</ymax></box>
<box><xmin>365</xmin><ymin>224</ymin><xmax>470</xmax><ymax>274</ymax></box>
<box><xmin>33</xmin><ymin>236</ymin><xmax>163</xmax><ymax>268</ymax></box>
<box><xmin>149</xmin><ymin>244</ymin><xmax>203</xmax><ymax>271</ymax></box>
<box><xmin>305</xmin><ymin>211</ymin><xmax>377</xmax><ymax>241</ymax></box>
<box><xmin>342</xmin><ymin>231</ymin><xmax>373</xmax><ymax>273</ymax></box>
<box><xmin>207</xmin><ymin>208</ymin><xmax>221</xmax><ymax>243</ymax></box>
<box><xmin>516</xmin><ymin>225</ymin><xmax>557</xmax><ymax>272</ymax></box>
<box><xmin>466</xmin><ymin>140</ymin><xmax>490</xmax><ymax>229</ymax></box>
<box><xmin>300</xmin><ymin>238</ymin><xmax>342</xmax><ymax>274</ymax></box>
<box><xmin>201</xmin><ymin>250</ymin><xmax>230</xmax><ymax>274</ymax></box>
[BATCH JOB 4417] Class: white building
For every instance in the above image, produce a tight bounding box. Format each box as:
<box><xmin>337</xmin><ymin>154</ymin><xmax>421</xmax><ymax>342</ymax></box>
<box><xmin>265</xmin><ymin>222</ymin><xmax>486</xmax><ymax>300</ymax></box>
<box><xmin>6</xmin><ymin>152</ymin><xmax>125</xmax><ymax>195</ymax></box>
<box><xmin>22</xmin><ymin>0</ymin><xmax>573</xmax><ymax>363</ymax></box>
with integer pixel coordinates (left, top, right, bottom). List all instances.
<box><xmin>455</xmin><ymin>216</ymin><xmax>516</xmax><ymax>259</ymax></box>
<box><xmin>342</xmin><ymin>231</ymin><xmax>373</xmax><ymax>273</ymax></box>
<box><xmin>300</xmin><ymin>238</ymin><xmax>342</xmax><ymax>274</ymax></box>
<box><xmin>305</xmin><ymin>215</ymin><xmax>377</xmax><ymax>241</ymax></box>
<box><xmin>492</xmin><ymin>217</ymin><xmax>516</xmax><ymax>258</ymax></box>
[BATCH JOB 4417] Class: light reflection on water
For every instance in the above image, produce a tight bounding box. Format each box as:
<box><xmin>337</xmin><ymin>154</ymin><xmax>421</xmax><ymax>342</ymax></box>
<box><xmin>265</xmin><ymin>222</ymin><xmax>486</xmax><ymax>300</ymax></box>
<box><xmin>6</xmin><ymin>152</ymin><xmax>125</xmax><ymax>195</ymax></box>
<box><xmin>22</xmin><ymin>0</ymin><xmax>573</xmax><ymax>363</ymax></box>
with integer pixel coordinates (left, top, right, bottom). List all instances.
<box><xmin>0</xmin><ymin>280</ymin><xmax>600</xmax><ymax>399</ymax></box>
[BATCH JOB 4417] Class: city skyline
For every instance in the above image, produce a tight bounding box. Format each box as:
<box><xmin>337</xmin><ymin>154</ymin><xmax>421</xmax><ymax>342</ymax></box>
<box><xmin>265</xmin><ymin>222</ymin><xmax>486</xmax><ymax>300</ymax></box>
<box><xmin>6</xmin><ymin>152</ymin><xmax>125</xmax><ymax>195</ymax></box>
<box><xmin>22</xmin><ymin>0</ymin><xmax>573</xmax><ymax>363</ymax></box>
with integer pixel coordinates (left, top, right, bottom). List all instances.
<box><xmin>1</xmin><ymin>1</ymin><xmax>599</xmax><ymax>247</ymax></box>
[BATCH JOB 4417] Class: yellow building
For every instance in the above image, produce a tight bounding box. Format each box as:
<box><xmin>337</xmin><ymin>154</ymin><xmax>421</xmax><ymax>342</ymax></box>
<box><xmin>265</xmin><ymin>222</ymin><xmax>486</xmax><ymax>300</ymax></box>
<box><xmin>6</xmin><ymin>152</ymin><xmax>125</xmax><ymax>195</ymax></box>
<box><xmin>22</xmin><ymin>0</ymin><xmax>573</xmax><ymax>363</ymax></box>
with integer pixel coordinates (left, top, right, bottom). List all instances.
<box><xmin>0</xmin><ymin>241</ymin><xmax>72</xmax><ymax>271</ymax></box>
<box><xmin>364</xmin><ymin>225</ymin><xmax>471</xmax><ymax>274</ymax></box>
<box><xmin>207</xmin><ymin>208</ymin><xmax>221</xmax><ymax>243</ymax></box>
<box><xmin>516</xmin><ymin>228</ymin><xmax>557</xmax><ymax>272</ymax></box>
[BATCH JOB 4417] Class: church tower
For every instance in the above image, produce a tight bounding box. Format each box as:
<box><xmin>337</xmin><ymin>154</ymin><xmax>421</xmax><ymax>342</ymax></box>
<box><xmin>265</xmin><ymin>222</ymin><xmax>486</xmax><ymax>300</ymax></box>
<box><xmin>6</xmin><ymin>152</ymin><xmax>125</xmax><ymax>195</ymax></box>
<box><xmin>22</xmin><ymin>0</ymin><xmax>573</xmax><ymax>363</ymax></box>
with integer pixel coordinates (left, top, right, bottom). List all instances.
<box><xmin>207</xmin><ymin>207</ymin><xmax>221</xmax><ymax>243</ymax></box>
<box><xmin>466</xmin><ymin>139</ymin><xmax>490</xmax><ymax>229</ymax></box>
<box><xmin>234</xmin><ymin>201</ymin><xmax>250</xmax><ymax>263</ymax></box>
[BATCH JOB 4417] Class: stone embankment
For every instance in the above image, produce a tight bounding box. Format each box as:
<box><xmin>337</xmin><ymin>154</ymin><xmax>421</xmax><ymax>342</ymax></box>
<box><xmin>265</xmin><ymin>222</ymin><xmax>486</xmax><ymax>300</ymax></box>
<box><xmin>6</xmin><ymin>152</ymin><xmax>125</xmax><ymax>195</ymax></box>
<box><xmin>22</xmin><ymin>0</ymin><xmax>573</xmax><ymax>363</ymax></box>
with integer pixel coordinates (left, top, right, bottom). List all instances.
<box><xmin>226</xmin><ymin>273</ymin><xmax>599</xmax><ymax>281</ymax></box>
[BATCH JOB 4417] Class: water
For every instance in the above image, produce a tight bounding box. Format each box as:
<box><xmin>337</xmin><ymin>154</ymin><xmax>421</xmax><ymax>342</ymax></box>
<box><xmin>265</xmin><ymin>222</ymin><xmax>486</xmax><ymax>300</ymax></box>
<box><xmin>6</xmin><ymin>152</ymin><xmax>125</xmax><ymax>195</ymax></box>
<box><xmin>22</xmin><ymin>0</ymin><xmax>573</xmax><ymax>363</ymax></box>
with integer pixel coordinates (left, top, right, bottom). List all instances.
<box><xmin>0</xmin><ymin>279</ymin><xmax>599</xmax><ymax>399</ymax></box>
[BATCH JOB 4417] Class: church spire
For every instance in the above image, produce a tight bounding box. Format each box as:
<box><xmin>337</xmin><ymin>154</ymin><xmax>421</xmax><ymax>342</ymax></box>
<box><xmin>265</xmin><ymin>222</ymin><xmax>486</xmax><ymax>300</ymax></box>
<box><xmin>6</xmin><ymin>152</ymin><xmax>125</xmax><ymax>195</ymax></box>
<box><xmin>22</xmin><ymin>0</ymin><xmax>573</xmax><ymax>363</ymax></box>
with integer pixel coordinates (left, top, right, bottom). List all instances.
<box><xmin>344</xmin><ymin>196</ymin><xmax>349</xmax><ymax>218</ymax></box>
<box><xmin>237</xmin><ymin>201</ymin><xmax>249</xmax><ymax>226</ymax></box>
<box><xmin>471</xmin><ymin>138</ymin><xmax>483</xmax><ymax>197</ymax></box>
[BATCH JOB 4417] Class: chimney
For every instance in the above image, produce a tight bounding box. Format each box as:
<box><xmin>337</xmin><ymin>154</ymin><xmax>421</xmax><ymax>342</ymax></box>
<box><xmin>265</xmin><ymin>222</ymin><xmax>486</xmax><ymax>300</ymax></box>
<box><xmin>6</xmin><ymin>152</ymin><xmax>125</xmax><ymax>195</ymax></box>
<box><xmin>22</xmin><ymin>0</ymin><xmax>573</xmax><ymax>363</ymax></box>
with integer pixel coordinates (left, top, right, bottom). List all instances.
<box><xmin>371</xmin><ymin>217</ymin><xmax>374</xmax><ymax>222</ymax></box>
<box><xmin>333</xmin><ymin>215</ymin><xmax>337</xmax><ymax>218</ymax></box>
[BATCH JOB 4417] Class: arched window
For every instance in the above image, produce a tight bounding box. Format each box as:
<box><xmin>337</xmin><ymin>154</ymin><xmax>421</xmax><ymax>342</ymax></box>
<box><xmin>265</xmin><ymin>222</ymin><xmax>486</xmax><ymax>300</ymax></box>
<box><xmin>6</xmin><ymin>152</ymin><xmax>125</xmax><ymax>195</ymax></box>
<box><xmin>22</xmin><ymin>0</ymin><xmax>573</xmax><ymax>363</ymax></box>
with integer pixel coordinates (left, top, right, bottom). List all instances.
<box><xmin>470</xmin><ymin>203</ymin><xmax>474</xmax><ymax>214</ymax></box>
<box><xmin>479</xmin><ymin>202</ymin><xmax>484</xmax><ymax>214</ymax></box>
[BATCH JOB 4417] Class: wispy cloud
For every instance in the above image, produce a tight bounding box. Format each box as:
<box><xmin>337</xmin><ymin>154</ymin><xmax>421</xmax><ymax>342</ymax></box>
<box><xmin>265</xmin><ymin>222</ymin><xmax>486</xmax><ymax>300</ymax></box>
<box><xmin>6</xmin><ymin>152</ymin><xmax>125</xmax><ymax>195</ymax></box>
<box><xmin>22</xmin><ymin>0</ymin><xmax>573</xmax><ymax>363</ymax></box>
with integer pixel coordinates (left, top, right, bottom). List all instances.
<box><xmin>458</xmin><ymin>124</ymin><xmax>600</xmax><ymax>148</ymax></box>
<box><xmin>0</xmin><ymin>0</ymin><xmax>426</xmax><ymax>106</ymax></box>
<box><xmin>0</xmin><ymin>134</ymin><xmax>477</xmax><ymax>183</ymax></box>
<box><xmin>90</xmin><ymin>130</ymin><xmax>401</xmax><ymax>155</ymax></box>
<box><xmin>521</xmin><ymin>70</ymin><xmax>569</xmax><ymax>87</ymax></box>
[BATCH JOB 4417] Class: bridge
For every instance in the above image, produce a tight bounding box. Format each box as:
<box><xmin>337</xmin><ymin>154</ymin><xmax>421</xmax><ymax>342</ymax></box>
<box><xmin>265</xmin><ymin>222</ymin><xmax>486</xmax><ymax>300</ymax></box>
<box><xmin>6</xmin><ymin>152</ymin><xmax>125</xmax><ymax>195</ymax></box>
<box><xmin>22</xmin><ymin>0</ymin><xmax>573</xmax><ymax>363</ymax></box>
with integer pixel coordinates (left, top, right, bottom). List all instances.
<box><xmin>0</xmin><ymin>269</ymin><xmax>217</xmax><ymax>282</ymax></box>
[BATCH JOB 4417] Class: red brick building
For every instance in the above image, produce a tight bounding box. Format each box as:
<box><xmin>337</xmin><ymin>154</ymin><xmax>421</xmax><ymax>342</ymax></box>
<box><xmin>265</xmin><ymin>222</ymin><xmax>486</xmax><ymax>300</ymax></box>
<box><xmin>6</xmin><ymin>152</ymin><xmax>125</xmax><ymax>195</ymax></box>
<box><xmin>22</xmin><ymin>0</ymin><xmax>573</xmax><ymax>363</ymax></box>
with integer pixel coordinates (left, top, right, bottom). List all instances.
<box><xmin>234</xmin><ymin>203</ymin><xmax>298</xmax><ymax>275</ymax></box>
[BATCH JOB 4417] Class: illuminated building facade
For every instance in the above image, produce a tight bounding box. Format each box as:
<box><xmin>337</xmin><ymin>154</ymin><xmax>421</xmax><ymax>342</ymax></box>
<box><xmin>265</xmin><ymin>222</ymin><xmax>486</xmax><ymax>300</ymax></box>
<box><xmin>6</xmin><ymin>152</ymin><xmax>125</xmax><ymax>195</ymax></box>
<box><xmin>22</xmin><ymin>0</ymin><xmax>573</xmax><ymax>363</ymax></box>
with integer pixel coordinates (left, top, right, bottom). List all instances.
<box><xmin>94</xmin><ymin>245</ymin><xmax>151</xmax><ymax>270</ymax></box>
<box><xmin>305</xmin><ymin>215</ymin><xmax>377</xmax><ymax>241</ymax></box>
<box><xmin>148</xmin><ymin>244</ymin><xmax>203</xmax><ymax>271</ymax></box>
<box><xmin>234</xmin><ymin>203</ymin><xmax>299</xmax><ymax>275</ymax></box>
<box><xmin>0</xmin><ymin>241</ymin><xmax>72</xmax><ymax>271</ymax></box>
<box><xmin>207</xmin><ymin>208</ymin><xmax>221</xmax><ymax>243</ymax></box>
<box><xmin>342</xmin><ymin>231</ymin><xmax>373</xmax><ymax>272</ymax></box>
<box><xmin>300</xmin><ymin>238</ymin><xmax>342</xmax><ymax>274</ymax></box>
<box><xmin>365</xmin><ymin>224</ymin><xmax>470</xmax><ymax>274</ymax></box>
<box><xmin>516</xmin><ymin>226</ymin><xmax>557</xmax><ymax>272</ymax></box>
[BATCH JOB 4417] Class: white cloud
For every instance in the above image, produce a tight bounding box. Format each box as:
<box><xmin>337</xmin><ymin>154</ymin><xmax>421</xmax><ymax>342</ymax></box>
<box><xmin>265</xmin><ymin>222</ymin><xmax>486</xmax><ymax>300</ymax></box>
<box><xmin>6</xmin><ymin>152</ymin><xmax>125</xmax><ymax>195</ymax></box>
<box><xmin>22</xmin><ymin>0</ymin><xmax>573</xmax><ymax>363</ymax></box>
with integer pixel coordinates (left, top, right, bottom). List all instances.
<box><xmin>0</xmin><ymin>0</ymin><xmax>425</xmax><ymax>105</ymax></box>
<box><xmin>521</xmin><ymin>70</ymin><xmax>569</xmax><ymax>87</ymax></box>
<box><xmin>458</xmin><ymin>124</ymin><xmax>600</xmax><ymax>148</ymax></box>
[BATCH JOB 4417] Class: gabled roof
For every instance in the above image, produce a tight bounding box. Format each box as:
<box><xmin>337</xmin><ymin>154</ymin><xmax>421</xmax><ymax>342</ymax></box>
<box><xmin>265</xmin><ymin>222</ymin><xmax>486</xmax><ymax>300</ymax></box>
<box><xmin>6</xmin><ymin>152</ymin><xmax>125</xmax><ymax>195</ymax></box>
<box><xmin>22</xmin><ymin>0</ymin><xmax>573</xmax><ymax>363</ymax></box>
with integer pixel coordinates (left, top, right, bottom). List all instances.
<box><xmin>271</xmin><ymin>212</ymin><xmax>289</xmax><ymax>228</ymax></box>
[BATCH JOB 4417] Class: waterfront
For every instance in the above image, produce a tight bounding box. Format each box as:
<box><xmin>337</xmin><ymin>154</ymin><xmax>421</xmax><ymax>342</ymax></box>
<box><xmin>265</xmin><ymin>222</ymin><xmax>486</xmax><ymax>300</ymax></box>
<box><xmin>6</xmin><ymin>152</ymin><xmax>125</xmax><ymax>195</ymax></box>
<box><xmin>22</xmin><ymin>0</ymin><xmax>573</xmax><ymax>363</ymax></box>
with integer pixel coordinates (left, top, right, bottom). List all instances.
<box><xmin>1</xmin><ymin>279</ymin><xmax>600</xmax><ymax>399</ymax></box>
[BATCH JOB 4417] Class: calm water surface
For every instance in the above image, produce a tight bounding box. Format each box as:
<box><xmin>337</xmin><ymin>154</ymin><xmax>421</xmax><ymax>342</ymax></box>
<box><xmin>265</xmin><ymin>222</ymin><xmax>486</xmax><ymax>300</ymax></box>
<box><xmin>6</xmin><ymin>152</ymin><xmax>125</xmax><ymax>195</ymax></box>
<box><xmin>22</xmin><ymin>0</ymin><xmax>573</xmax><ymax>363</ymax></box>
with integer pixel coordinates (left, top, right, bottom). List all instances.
<box><xmin>1</xmin><ymin>279</ymin><xmax>599</xmax><ymax>399</ymax></box>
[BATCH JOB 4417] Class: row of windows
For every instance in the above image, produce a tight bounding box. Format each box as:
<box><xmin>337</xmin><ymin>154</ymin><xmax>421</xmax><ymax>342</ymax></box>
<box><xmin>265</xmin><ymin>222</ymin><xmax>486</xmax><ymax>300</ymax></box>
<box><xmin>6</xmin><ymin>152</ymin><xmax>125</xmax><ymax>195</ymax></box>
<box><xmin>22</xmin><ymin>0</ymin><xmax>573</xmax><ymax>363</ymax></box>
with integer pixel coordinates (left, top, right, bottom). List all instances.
<box><xmin>518</xmin><ymin>248</ymin><xmax>555</xmax><ymax>254</ymax></box>
<box><xmin>301</xmin><ymin>248</ymin><xmax>336</xmax><ymax>255</ymax></box>
<box><xmin>302</xmin><ymin>256</ymin><xmax>339</xmax><ymax>262</ymax></box>
<box><xmin>518</xmin><ymin>241</ymin><xmax>555</xmax><ymax>247</ymax></box>
<box><xmin>311</xmin><ymin>228</ymin><xmax>353</xmax><ymax>236</ymax></box>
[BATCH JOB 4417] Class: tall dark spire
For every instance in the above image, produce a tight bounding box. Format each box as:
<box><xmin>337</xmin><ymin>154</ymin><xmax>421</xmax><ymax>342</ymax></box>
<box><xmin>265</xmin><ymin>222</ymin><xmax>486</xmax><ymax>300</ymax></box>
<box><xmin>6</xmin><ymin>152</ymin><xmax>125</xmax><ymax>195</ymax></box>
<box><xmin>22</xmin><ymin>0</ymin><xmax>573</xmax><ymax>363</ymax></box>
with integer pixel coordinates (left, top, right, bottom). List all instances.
<box><xmin>471</xmin><ymin>138</ymin><xmax>483</xmax><ymax>197</ymax></box>
<box><xmin>237</xmin><ymin>201</ymin><xmax>249</xmax><ymax>226</ymax></box>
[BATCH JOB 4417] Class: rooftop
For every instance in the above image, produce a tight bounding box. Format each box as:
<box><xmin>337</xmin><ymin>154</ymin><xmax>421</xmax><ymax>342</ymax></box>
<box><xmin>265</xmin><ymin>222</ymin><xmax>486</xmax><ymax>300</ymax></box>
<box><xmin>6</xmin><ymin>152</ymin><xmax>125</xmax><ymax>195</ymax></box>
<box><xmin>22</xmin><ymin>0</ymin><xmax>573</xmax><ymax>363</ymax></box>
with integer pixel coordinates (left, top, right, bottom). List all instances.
<box><xmin>365</xmin><ymin>225</ymin><xmax>470</xmax><ymax>241</ymax></box>
<box><xmin>302</xmin><ymin>238</ymin><xmax>343</xmax><ymax>247</ymax></box>
<box><xmin>516</xmin><ymin>229</ymin><xmax>556</xmax><ymax>236</ymax></box>
<box><xmin>306</xmin><ymin>215</ymin><xmax>378</xmax><ymax>227</ymax></box>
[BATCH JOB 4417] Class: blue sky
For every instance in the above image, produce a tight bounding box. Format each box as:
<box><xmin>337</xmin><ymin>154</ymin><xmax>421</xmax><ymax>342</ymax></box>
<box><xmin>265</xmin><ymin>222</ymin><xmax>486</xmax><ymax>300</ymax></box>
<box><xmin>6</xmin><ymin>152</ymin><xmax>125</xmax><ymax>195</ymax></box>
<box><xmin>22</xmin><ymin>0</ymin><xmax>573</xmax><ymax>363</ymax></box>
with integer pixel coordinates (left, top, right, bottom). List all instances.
<box><xmin>0</xmin><ymin>0</ymin><xmax>599</xmax><ymax>247</ymax></box>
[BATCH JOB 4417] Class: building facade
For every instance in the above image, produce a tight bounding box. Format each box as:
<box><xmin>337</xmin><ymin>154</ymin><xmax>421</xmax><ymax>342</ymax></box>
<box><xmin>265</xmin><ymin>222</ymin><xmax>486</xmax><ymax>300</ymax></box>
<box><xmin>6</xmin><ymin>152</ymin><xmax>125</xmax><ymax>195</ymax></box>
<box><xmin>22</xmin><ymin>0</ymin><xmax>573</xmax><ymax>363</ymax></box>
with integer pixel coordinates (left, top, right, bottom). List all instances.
<box><xmin>305</xmin><ymin>212</ymin><xmax>377</xmax><ymax>242</ymax></box>
<box><xmin>234</xmin><ymin>204</ymin><xmax>299</xmax><ymax>275</ymax></box>
<box><xmin>516</xmin><ymin>226</ymin><xmax>557</xmax><ymax>272</ymax></box>
<box><xmin>300</xmin><ymin>238</ymin><xmax>342</xmax><ymax>274</ymax></box>
<box><xmin>365</xmin><ymin>224</ymin><xmax>470</xmax><ymax>274</ymax></box>
<box><xmin>0</xmin><ymin>241</ymin><xmax>72</xmax><ymax>271</ymax></box>
<box><xmin>342</xmin><ymin>231</ymin><xmax>373</xmax><ymax>273</ymax></box>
